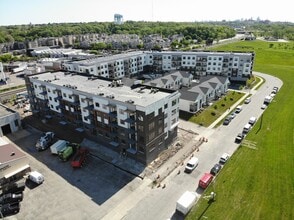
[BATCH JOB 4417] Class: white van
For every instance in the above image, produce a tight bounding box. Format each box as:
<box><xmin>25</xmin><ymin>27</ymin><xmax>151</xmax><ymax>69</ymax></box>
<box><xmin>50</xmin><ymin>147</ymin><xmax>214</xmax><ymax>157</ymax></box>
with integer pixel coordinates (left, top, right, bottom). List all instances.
<box><xmin>28</xmin><ymin>171</ymin><xmax>44</xmax><ymax>185</ymax></box>
<box><xmin>243</xmin><ymin>123</ymin><xmax>252</xmax><ymax>134</ymax></box>
<box><xmin>185</xmin><ymin>157</ymin><xmax>199</xmax><ymax>173</ymax></box>
<box><xmin>249</xmin><ymin>116</ymin><xmax>257</xmax><ymax>125</ymax></box>
<box><xmin>235</xmin><ymin>105</ymin><xmax>243</xmax><ymax>113</ymax></box>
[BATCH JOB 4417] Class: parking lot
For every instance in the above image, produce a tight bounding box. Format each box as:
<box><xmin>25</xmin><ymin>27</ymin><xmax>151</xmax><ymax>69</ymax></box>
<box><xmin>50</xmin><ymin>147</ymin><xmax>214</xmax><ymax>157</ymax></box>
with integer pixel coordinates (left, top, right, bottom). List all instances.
<box><xmin>2</xmin><ymin>112</ymin><xmax>199</xmax><ymax>220</ymax></box>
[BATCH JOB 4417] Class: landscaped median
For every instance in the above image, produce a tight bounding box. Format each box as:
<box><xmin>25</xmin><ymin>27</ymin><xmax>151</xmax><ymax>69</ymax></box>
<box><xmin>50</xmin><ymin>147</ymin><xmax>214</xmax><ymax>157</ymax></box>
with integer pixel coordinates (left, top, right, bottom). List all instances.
<box><xmin>189</xmin><ymin>91</ymin><xmax>245</xmax><ymax>127</ymax></box>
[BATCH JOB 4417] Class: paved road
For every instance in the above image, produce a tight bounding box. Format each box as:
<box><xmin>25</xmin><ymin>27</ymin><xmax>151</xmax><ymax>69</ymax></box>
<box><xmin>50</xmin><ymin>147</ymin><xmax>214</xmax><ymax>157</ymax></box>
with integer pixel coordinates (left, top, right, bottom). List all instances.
<box><xmin>115</xmin><ymin>72</ymin><xmax>283</xmax><ymax>220</ymax></box>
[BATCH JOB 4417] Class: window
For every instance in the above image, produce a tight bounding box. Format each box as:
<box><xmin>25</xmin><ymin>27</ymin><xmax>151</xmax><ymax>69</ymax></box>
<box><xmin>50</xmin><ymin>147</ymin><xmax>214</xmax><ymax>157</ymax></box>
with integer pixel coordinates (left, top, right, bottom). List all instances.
<box><xmin>138</xmin><ymin>125</ymin><xmax>144</xmax><ymax>132</ymax></box>
<box><xmin>120</xmin><ymin>119</ymin><xmax>125</xmax><ymax>125</ymax></box>
<box><xmin>95</xmin><ymin>102</ymin><xmax>100</xmax><ymax>107</ymax></box>
<box><xmin>14</xmin><ymin>120</ymin><xmax>19</xmax><ymax>127</ymax></box>
<box><xmin>119</xmin><ymin>109</ymin><xmax>124</xmax><ymax>114</ymax></box>
<box><xmin>149</xmin><ymin>122</ymin><xmax>155</xmax><ymax>130</ymax></box>
<box><xmin>149</xmin><ymin>132</ymin><xmax>155</xmax><ymax>141</ymax></box>
<box><xmin>172</xmin><ymin>99</ymin><xmax>177</xmax><ymax>106</ymax></box>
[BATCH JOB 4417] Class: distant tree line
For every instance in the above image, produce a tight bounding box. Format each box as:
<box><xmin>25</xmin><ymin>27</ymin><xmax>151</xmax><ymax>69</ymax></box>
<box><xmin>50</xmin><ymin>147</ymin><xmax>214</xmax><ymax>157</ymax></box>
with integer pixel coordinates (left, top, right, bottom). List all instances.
<box><xmin>0</xmin><ymin>21</ymin><xmax>235</xmax><ymax>44</ymax></box>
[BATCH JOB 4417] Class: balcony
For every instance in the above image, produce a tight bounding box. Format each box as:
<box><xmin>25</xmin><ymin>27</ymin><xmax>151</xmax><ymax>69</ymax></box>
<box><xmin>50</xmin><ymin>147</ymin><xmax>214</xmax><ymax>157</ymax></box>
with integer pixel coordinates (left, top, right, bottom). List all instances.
<box><xmin>108</xmin><ymin>111</ymin><xmax>117</xmax><ymax>118</ymax></box>
<box><xmin>84</xmin><ymin>104</ymin><xmax>94</xmax><ymax>110</ymax></box>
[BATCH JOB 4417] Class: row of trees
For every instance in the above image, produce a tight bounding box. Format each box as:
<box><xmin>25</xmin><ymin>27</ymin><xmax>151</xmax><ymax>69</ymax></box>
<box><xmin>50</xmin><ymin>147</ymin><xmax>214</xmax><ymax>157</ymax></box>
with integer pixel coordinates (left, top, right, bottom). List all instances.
<box><xmin>0</xmin><ymin>21</ymin><xmax>235</xmax><ymax>44</ymax></box>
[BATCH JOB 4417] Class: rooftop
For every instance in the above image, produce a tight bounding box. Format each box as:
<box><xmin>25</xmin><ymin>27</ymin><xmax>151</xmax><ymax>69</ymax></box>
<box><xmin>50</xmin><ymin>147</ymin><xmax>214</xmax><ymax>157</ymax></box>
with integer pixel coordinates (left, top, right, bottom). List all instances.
<box><xmin>29</xmin><ymin>71</ymin><xmax>175</xmax><ymax>107</ymax></box>
<box><xmin>0</xmin><ymin>104</ymin><xmax>18</xmax><ymax>118</ymax></box>
<box><xmin>0</xmin><ymin>144</ymin><xmax>26</xmax><ymax>164</ymax></box>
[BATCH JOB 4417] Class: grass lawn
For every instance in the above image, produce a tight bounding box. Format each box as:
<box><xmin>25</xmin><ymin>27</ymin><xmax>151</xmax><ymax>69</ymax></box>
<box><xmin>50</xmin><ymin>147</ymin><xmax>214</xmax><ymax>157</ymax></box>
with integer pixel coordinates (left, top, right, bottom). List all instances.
<box><xmin>187</xmin><ymin>40</ymin><xmax>294</xmax><ymax>220</ymax></box>
<box><xmin>189</xmin><ymin>91</ymin><xmax>245</xmax><ymax>127</ymax></box>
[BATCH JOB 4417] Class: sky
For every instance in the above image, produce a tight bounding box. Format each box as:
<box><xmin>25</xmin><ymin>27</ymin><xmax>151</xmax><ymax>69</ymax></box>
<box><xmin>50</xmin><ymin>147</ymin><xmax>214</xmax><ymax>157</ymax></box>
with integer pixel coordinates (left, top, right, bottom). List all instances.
<box><xmin>0</xmin><ymin>0</ymin><xmax>293</xmax><ymax>26</ymax></box>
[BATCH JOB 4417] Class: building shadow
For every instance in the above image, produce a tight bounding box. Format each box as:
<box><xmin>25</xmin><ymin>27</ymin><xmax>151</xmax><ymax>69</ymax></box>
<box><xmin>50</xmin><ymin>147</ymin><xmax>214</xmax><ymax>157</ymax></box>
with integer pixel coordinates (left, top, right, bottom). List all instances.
<box><xmin>6</xmin><ymin>116</ymin><xmax>145</xmax><ymax>206</ymax></box>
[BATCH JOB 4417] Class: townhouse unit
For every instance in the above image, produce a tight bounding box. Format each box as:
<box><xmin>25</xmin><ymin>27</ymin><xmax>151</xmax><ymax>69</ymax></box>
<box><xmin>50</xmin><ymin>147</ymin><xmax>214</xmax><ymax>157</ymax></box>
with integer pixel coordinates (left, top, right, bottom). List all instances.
<box><xmin>144</xmin><ymin>71</ymin><xmax>230</xmax><ymax>113</ymax></box>
<box><xmin>25</xmin><ymin>71</ymin><xmax>180</xmax><ymax>164</ymax></box>
<box><xmin>61</xmin><ymin>50</ymin><xmax>254</xmax><ymax>82</ymax></box>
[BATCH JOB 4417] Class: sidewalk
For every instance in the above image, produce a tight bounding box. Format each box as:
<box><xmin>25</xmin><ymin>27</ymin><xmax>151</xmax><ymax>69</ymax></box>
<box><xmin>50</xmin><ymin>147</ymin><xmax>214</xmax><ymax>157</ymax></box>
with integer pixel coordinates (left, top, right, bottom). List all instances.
<box><xmin>208</xmin><ymin>76</ymin><xmax>264</xmax><ymax>129</ymax></box>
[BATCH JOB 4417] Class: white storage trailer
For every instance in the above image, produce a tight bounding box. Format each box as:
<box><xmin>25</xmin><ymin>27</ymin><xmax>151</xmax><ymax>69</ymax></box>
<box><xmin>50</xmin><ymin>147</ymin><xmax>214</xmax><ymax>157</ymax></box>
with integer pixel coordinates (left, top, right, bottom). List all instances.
<box><xmin>176</xmin><ymin>191</ymin><xmax>198</xmax><ymax>215</ymax></box>
<box><xmin>50</xmin><ymin>140</ymin><xmax>68</xmax><ymax>154</ymax></box>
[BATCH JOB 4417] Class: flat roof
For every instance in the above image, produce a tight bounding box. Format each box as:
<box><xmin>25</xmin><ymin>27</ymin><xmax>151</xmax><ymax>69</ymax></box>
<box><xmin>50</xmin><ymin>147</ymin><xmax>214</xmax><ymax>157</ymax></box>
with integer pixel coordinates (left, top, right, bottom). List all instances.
<box><xmin>0</xmin><ymin>104</ymin><xmax>18</xmax><ymax>118</ymax></box>
<box><xmin>29</xmin><ymin>71</ymin><xmax>174</xmax><ymax>107</ymax></box>
<box><xmin>71</xmin><ymin>51</ymin><xmax>145</xmax><ymax>66</ymax></box>
<box><xmin>0</xmin><ymin>144</ymin><xmax>26</xmax><ymax>164</ymax></box>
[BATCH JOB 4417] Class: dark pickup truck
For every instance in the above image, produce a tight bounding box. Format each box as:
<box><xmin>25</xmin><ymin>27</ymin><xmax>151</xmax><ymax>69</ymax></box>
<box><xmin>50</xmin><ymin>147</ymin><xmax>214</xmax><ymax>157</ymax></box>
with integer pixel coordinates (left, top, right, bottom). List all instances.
<box><xmin>0</xmin><ymin>192</ymin><xmax>23</xmax><ymax>204</ymax></box>
<box><xmin>0</xmin><ymin>202</ymin><xmax>20</xmax><ymax>217</ymax></box>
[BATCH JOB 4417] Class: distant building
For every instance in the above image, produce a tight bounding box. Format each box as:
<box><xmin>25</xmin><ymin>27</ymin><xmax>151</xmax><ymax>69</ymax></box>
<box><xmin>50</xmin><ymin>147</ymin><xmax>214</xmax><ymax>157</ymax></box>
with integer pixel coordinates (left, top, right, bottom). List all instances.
<box><xmin>114</xmin><ymin>14</ymin><xmax>123</xmax><ymax>24</ymax></box>
<box><xmin>0</xmin><ymin>62</ymin><xmax>7</xmax><ymax>83</ymax></box>
<box><xmin>62</xmin><ymin>51</ymin><xmax>254</xmax><ymax>82</ymax></box>
<box><xmin>25</xmin><ymin>71</ymin><xmax>180</xmax><ymax>165</ymax></box>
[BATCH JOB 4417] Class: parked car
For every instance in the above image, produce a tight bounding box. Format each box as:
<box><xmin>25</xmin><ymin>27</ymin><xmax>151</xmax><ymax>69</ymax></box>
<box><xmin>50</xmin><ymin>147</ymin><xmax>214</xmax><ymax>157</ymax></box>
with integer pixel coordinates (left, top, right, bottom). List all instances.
<box><xmin>243</xmin><ymin>123</ymin><xmax>252</xmax><ymax>134</ymax></box>
<box><xmin>27</xmin><ymin>171</ymin><xmax>44</xmax><ymax>185</ymax></box>
<box><xmin>198</xmin><ymin>173</ymin><xmax>214</xmax><ymax>189</ymax></box>
<box><xmin>235</xmin><ymin>105</ymin><xmax>243</xmax><ymax>113</ymax></box>
<box><xmin>2</xmin><ymin>181</ymin><xmax>25</xmax><ymax>194</ymax></box>
<box><xmin>219</xmin><ymin>153</ymin><xmax>230</xmax><ymax>164</ymax></box>
<box><xmin>0</xmin><ymin>192</ymin><xmax>23</xmax><ymax>204</ymax></box>
<box><xmin>235</xmin><ymin>133</ymin><xmax>245</xmax><ymax>143</ymax></box>
<box><xmin>244</xmin><ymin>97</ymin><xmax>251</xmax><ymax>104</ymax></box>
<box><xmin>229</xmin><ymin>112</ymin><xmax>236</xmax><ymax>119</ymax></box>
<box><xmin>273</xmin><ymin>86</ymin><xmax>279</xmax><ymax>93</ymax></box>
<box><xmin>36</xmin><ymin>131</ymin><xmax>55</xmax><ymax>151</ymax></box>
<box><xmin>71</xmin><ymin>148</ymin><xmax>89</xmax><ymax>168</ymax></box>
<box><xmin>0</xmin><ymin>203</ymin><xmax>20</xmax><ymax>216</ymax></box>
<box><xmin>223</xmin><ymin>117</ymin><xmax>232</xmax><ymax>125</ymax></box>
<box><xmin>184</xmin><ymin>157</ymin><xmax>199</xmax><ymax>173</ymax></box>
<box><xmin>210</xmin><ymin>164</ymin><xmax>222</xmax><ymax>175</ymax></box>
<box><xmin>249</xmin><ymin>116</ymin><xmax>257</xmax><ymax>125</ymax></box>
<box><xmin>261</xmin><ymin>104</ymin><xmax>267</xmax><ymax>110</ymax></box>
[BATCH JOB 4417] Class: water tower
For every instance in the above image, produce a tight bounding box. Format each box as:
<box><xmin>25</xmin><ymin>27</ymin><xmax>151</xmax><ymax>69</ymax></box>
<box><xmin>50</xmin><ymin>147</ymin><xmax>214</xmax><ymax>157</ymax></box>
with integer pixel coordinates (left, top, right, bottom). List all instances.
<box><xmin>114</xmin><ymin>14</ymin><xmax>123</xmax><ymax>24</ymax></box>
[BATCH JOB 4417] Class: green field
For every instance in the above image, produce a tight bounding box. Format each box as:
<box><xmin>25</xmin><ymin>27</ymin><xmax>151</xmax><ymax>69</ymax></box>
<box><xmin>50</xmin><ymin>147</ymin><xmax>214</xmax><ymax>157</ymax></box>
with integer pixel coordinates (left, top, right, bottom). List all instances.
<box><xmin>187</xmin><ymin>40</ymin><xmax>294</xmax><ymax>220</ymax></box>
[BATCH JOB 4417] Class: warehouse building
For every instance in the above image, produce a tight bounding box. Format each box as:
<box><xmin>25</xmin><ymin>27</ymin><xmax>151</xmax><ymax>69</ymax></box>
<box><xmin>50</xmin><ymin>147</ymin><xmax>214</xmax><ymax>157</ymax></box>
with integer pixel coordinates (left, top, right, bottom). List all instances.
<box><xmin>0</xmin><ymin>104</ymin><xmax>22</xmax><ymax>137</ymax></box>
<box><xmin>0</xmin><ymin>143</ymin><xmax>30</xmax><ymax>192</ymax></box>
<box><xmin>25</xmin><ymin>71</ymin><xmax>181</xmax><ymax>164</ymax></box>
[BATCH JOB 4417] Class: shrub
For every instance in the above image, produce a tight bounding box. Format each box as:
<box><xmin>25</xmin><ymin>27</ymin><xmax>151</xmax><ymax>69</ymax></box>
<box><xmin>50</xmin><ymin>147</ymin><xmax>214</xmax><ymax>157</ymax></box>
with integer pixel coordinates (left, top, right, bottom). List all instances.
<box><xmin>214</xmin><ymin>105</ymin><xmax>217</xmax><ymax>109</ymax></box>
<box><xmin>211</xmin><ymin>112</ymin><xmax>216</xmax><ymax>116</ymax></box>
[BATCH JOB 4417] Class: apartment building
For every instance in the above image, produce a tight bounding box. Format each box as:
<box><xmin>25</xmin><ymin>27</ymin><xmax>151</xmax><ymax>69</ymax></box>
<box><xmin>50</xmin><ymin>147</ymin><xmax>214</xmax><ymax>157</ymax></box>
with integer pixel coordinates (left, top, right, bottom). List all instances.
<box><xmin>62</xmin><ymin>51</ymin><xmax>254</xmax><ymax>82</ymax></box>
<box><xmin>25</xmin><ymin>71</ymin><xmax>180</xmax><ymax>164</ymax></box>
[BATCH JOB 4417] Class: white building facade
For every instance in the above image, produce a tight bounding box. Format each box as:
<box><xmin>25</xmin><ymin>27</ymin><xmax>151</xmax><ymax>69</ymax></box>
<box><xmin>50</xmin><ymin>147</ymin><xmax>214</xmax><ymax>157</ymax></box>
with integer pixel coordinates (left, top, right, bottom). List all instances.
<box><xmin>62</xmin><ymin>51</ymin><xmax>254</xmax><ymax>82</ymax></box>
